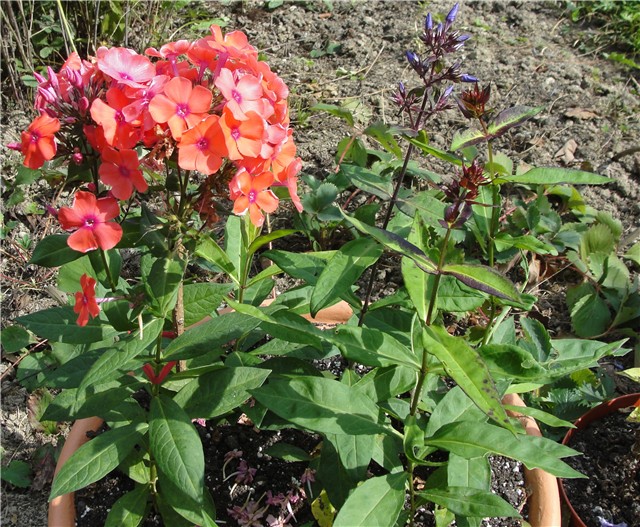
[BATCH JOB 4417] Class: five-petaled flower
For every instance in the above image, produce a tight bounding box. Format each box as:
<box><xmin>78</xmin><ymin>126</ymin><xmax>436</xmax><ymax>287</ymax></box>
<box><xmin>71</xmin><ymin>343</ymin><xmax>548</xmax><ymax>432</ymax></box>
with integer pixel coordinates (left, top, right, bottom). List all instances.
<box><xmin>74</xmin><ymin>274</ymin><xmax>100</xmax><ymax>327</ymax></box>
<box><xmin>177</xmin><ymin>115</ymin><xmax>226</xmax><ymax>175</ymax></box>
<box><xmin>231</xmin><ymin>170</ymin><xmax>279</xmax><ymax>228</ymax></box>
<box><xmin>58</xmin><ymin>191</ymin><xmax>123</xmax><ymax>252</ymax></box>
<box><xmin>98</xmin><ymin>147</ymin><xmax>148</xmax><ymax>200</ymax></box>
<box><xmin>19</xmin><ymin>114</ymin><xmax>60</xmax><ymax>169</ymax></box>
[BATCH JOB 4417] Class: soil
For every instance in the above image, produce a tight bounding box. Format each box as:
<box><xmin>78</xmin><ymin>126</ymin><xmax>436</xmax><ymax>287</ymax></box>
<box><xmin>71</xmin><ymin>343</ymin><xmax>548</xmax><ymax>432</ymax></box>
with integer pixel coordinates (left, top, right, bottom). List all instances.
<box><xmin>1</xmin><ymin>1</ymin><xmax>639</xmax><ymax>526</ymax></box>
<box><xmin>561</xmin><ymin>406</ymin><xmax>640</xmax><ymax>527</ymax></box>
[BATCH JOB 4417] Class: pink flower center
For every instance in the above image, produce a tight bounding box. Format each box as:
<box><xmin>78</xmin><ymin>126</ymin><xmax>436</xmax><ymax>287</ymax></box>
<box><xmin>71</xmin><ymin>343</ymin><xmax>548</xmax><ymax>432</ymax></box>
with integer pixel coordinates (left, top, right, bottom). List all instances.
<box><xmin>115</xmin><ymin>110</ymin><xmax>125</xmax><ymax>123</ymax></box>
<box><xmin>231</xmin><ymin>127</ymin><xmax>240</xmax><ymax>141</ymax></box>
<box><xmin>30</xmin><ymin>131</ymin><xmax>41</xmax><ymax>143</ymax></box>
<box><xmin>196</xmin><ymin>137</ymin><xmax>209</xmax><ymax>151</ymax></box>
<box><xmin>119</xmin><ymin>165</ymin><xmax>130</xmax><ymax>177</ymax></box>
<box><xmin>83</xmin><ymin>215</ymin><xmax>97</xmax><ymax>228</ymax></box>
<box><xmin>119</xmin><ymin>72</ymin><xmax>132</xmax><ymax>81</ymax></box>
<box><xmin>176</xmin><ymin>104</ymin><xmax>190</xmax><ymax>118</ymax></box>
<box><xmin>248</xmin><ymin>190</ymin><xmax>257</xmax><ymax>203</ymax></box>
<box><xmin>232</xmin><ymin>89</ymin><xmax>242</xmax><ymax>103</ymax></box>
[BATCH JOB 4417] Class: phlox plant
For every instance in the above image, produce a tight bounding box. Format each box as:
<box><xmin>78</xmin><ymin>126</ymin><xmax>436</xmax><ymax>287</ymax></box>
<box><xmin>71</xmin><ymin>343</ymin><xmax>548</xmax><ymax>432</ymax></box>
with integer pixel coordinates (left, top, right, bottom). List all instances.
<box><xmin>6</xmin><ymin>4</ymin><xmax>638</xmax><ymax>527</ymax></box>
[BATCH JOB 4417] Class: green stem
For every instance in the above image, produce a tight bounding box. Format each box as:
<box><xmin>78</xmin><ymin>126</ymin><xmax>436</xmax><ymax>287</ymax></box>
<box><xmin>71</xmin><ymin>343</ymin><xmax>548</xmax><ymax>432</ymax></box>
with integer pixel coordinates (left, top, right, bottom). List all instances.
<box><xmin>55</xmin><ymin>0</ymin><xmax>78</xmax><ymax>55</ymax></box>
<box><xmin>99</xmin><ymin>249</ymin><xmax>118</xmax><ymax>292</ymax></box>
<box><xmin>408</xmin><ymin>461</ymin><xmax>416</xmax><ymax>527</ymax></box>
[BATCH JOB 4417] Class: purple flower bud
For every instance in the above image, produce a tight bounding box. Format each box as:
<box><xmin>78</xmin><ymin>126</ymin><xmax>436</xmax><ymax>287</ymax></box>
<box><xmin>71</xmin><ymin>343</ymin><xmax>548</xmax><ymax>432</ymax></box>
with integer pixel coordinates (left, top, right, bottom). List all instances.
<box><xmin>69</xmin><ymin>69</ymin><xmax>84</xmax><ymax>89</ymax></box>
<box><xmin>405</xmin><ymin>50</ymin><xmax>420</xmax><ymax>67</ymax></box>
<box><xmin>6</xmin><ymin>141</ymin><xmax>22</xmax><ymax>152</ymax></box>
<box><xmin>72</xmin><ymin>148</ymin><xmax>83</xmax><ymax>165</ymax></box>
<box><xmin>47</xmin><ymin>67</ymin><xmax>59</xmax><ymax>90</ymax></box>
<box><xmin>446</xmin><ymin>3</ymin><xmax>459</xmax><ymax>23</ymax></box>
<box><xmin>45</xmin><ymin>204</ymin><xmax>59</xmax><ymax>218</ymax></box>
<box><xmin>443</xmin><ymin>85</ymin><xmax>454</xmax><ymax>99</ymax></box>
<box><xmin>33</xmin><ymin>71</ymin><xmax>46</xmax><ymax>84</ymax></box>
<box><xmin>78</xmin><ymin>96</ymin><xmax>90</xmax><ymax>114</ymax></box>
<box><xmin>460</xmin><ymin>74</ymin><xmax>479</xmax><ymax>83</ymax></box>
<box><xmin>38</xmin><ymin>87</ymin><xmax>57</xmax><ymax>104</ymax></box>
<box><xmin>425</xmin><ymin>13</ymin><xmax>433</xmax><ymax>31</ymax></box>
<box><xmin>398</xmin><ymin>81</ymin><xmax>405</xmax><ymax>94</ymax></box>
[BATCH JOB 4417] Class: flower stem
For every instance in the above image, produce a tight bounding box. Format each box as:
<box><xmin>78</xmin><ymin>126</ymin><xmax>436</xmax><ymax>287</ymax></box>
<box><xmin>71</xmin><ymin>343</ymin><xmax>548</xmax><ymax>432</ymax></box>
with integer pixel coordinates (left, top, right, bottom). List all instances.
<box><xmin>99</xmin><ymin>249</ymin><xmax>118</xmax><ymax>292</ymax></box>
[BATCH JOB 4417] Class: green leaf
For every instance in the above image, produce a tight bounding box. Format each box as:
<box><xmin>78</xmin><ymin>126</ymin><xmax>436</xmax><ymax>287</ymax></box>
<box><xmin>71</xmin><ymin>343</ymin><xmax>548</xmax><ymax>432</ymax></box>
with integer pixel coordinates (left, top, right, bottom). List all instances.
<box><xmin>421</xmin><ymin>487</ymin><xmax>519</xmax><ymax>518</ymax></box>
<box><xmin>310</xmin><ymin>102</ymin><xmax>354</xmax><ymax>127</ymax></box>
<box><xmin>302</xmin><ymin>182</ymin><xmax>340</xmax><ymax>220</ymax></box>
<box><xmin>567</xmin><ymin>283</ymin><xmax>611</xmax><ymax>337</ymax></box>
<box><xmin>1</xmin><ymin>459</ymin><xmax>32</xmax><ymax>487</ymax></box>
<box><xmin>327</xmin><ymin>432</ymin><xmax>375</xmax><ymax>483</ymax></box>
<box><xmin>0</xmin><ymin>325</ymin><xmax>31</xmax><ymax>353</ymax></box>
<box><xmin>451</xmin><ymin>129</ymin><xmax>487</xmax><ymax>151</ymax></box>
<box><xmin>194</xmin><ymin>234</ymin><xmax>237</xmax><ymax>279</ymax></box>
<box><xmin>78</xmin><ymin>318</ymin><xmax>163</xmax><ymax>392</ymax></box>
<box><xmin>29</xmin><ymin>234</ymin><xmax>83</xmax><ymax>267</ymax></box>
<box><xmin>173</xmin><ymin>366</ymin><xmax>271</xmax><ymax>419</ymax></box>
<box><xmin>50</xmin><ymin>421</ymin><xmax>148</xmax><ymax>499</ymax></box>
<box><xmin>502</xmin><ymin>404</ymin><xmax>575</xmax><ymax>428</ymax></box>
<box><xmin>406</xmin><ymin>132</ymin><xmax>463</xmax><ymax>166</ymax></box>
<box><xmin>425</xmin><ymin>386</ymin><xmax>486</xmax><ymax>437</ymax></box>
<box><xmin>163</xmin><ymin>312</ymin><xmax>260</xmax><ymax>361</ymax></box>
<box><xmin>341</xmin><ymin>211</ymin><xmax>437</xmax><ymax>273</ymax></box>
<box><xmin>145</xmin><ymin>255</ymin><xmax>185</xmax><ymax>317</ymax></box>
<box><xmin>247</xmin><ymin>229</ymin><xmax>298</xmax><ymax>256</ymax></box>
<box><xmin>339</xmin><ymin>164</ymin><xmax>393</xmax><ymax>199</ymax></box>
<box><xmin>441</xmin><ymin>263</ymin><xmax>526</xmax><ymax>306</ymax></box>
<box><xmin>311</xmin><ymin>237</ymin><xmax>382</xmax><ymax>316</ymax></box>
<box><xmin>354</xmin><ymin>365</ymin><xmax>416</xmax><ymax>403</ymax></box>
<box><xmin>250</xmin><ymin>376</ymin><xmax>391</xmax><ymax>436</ymax></box>
<box><xmin>331</xmin><ymin>326</ymin><xmax>420</xmax><ymax>370</ymax></box>
<box><xmin>488</xmin><ymin>105</ymin><xmax>543</xmax><ymax>137</ymax></box>
<box><xmin>333</xmin><ymin>472</ymin><xmax>407</xmax><ymax>527</ymax></box>
<box><xmin>447</xmin><ymin>454</ymin><xmax>491</xmax><ymax>491</ymax></box>
<box><xmin>182</xmin><ymin>282</ymin><xmax>234</xmax><ymax>326</ymax></box>
<box><xmin>624</xmin><ymin>242</ymin><xmax>640</xmax><ymax>267</ymax></box>
<box><xmin>500</xmin><ymin>167</ymin><xmax>611</xmax><ymax>185</ymax></box>
<box><xmin>263</xmin><ymin>443</ymin><xmax>312</xmax><ymax>462</ymax></box>
<box><xmin>363</xmin><ymin>121</ymin><xmax>403</xmax><ymax>158</ymax></box>
<box><xmin>493</xmin><ymin>233</ymin><xmax>558</xmax><ymax>255</ymax></box>
<box><xmin>150</xmin><ymin>395</ymin><xmax>204</xmax><ymax>505</ymax></box>
<box><xmin>16</xmin><ymin>306</ymin><xmax>117</xmax><ymax>344</ymax></box>
<box><xmin>425</xmin><ymin>421</ymin><xmax>583</xmax><ymax>478</ymax></box>
<box><xmin>104</xmin><ymin>484</ymin><xmax>150</xmax><ymax>527</ymax></box>
<box><xmin>477</xmin><ymin>344</ymin><xmax>547</xmax><ymax>382</ymax></box>
<box><xmin>422</xmin><ymin>325</ymin><xmax>515</xmax><ymax>432</ymax></box>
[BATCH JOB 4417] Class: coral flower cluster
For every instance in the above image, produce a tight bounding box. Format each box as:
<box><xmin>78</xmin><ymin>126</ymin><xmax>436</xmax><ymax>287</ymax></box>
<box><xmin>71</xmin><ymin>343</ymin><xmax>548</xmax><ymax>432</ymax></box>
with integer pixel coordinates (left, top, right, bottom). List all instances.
<box><xmin>11</xmin><ymin>26</ymin><xmax>302</xmax><ymax>326</ymax></box>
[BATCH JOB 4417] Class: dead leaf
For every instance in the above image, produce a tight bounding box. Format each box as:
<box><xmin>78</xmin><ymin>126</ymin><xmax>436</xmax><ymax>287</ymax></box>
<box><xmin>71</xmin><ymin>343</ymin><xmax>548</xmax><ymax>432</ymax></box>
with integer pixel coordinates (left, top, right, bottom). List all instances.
<box><xmin>554</xmin><ymin>139</ymin><xmax>578</xmax><ymax>164</ymax></box>
<box><xmin>565</xmin><ymin>108</ymin><xmax>598</xmax><ymax>120</ymax></box>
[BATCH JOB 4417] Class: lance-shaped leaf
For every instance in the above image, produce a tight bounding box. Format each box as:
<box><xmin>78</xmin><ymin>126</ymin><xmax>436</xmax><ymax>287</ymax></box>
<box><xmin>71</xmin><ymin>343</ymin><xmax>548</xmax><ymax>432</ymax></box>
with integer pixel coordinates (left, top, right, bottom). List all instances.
<box><xmin>451</xmin><ymin>128</ymin><xmax>488</xmax><ymax>151</ymax></box>
<box><xmin>425</xmin><ymin>421</ymin><xmax>584</xmax><ymax>479</ymax></box>
<box><xmin>339</xmin><ymin>164</ymin><xmax>393</xmax><ymax>200</ymax></box>
<box><xmin>250</xmin><ymin>376</ymin><xmax>392</xmax><ymax>436</ymax></box>
<box><xmin>422</xmin><ymin>325</ymin><xmax>516</xmax><ymax>433</ymax></box>
<box><xmin>173</xmin><ymin>366</ymin><xmax>271</xmax><ymax>419</ymax></box>
<box><xmin>104</xmin><ymin>484</ymin><xmax>150</xmax><ymax>527</ymax></box>
<box><xmin>333</xmin><ymin>472</ymin><xmax>407</xmax><ymax>527</ymax></box>
<box><xmin>341</xmin><ymin>211</ymin><xmax>437</xmax><ymax>274</ymax></box>
<box><xmin>406</xmin><ymin>131</ymin><xmax>463</xmax><ymax>166</ymax></box>
<box><xmin>30</xmin><ymin>234</ymin><xmax>84</xmax><ymax>267</ymax></box>
<box><xmin>364</xmin><ymin>121</ymin><xmax>403</xmax><ymax>158</ymax></box>
<box><xmin>247</xmin><ymin>229</ymin><xmax>298</xmax><ymax>257</ymax></box>
<box><xmin>311</xmin><ymin>237</ymin><xmax>382</xmax><ymax>316</ymax></box>
<box><xmin>150</xmin><ymin>395</ymin><xmax>204</xmax><ymax>505</ymax></box>
<box><xmin>78</xmin><ymin>318</ymin><xmax>163</xmax><ymax>392</ymax></box>
<box><xmin>195</xmin><ymin>234</ymin><xmax>237</xmax><ymax>280</ymax></box>
<box><xmin>331</xmin><ymin>326</ymin><xmax>421</xmax><ymax>370</ymax></box>
<box><xmin>499</xmin><ymin>166</ymin><xmax>611</xmax><ymax>185</ymax></box>
<box><xmin>310</xmin><ymin>102</ymin><xmax>355</xmax><ymax>127</ymax></box>
<box><xmin>441</xmin><ymin>263</ymin><xmax>528</xmax><ymax>307</ymax></box>
<box><xmin>487</xmin><ymin>105</ymin><xmax>543</xmax><ymax>138</ymax></box>
<box><xmin>50</xmin><ymin>421</ymin><xmax>148</xmax><ymax>499</ymax></box>
<box><xmin>420</xmin><ymin>487</ymin><xmax>519</xmax><ymax>518</ymax></box>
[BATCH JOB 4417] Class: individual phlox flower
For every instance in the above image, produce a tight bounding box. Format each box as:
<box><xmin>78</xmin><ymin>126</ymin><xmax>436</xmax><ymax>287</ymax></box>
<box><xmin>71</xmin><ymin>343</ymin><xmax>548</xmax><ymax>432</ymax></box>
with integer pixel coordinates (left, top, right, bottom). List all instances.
<box><xmin>98</xmin><ymin>147</ymin><xmax>148</xmax><ymax>200</ymax></box>
<box><xmin>220</xmin><ymin>107</ymin><xmax>265</xmax><ymax>161</ymax></box>
<box><xmin>227</xmin><ymin>500</ymin><xmax>266</xmax><ymax>527</ymax></box>
<box><xmin>234</xmin><ymin>459</ymin><xmax>257</xmax><ymax>484</ymax></box>
<box><xmin>273</xmin><ymin>157</ymin><xmax>303</xmax><ymax>213</ymax></box>
<box><xmin>148</xmin><ymin>76</ymin><xmax>212</xmax><ymax>140</ymax></box>
<box><xmin>19</xmin><ymin>114</ymin><xmax>60</xmax><ymax>169</ymax></box>
<box><xmin>231</xmin><ymin>169</ymin><xmax>279</xmax><ymax>227</ymax></box>
<box><xmin>145</xmin><ymin>40</ymin><xmax>191</xmax><ymax>77</ymax></box>
<box><xmin>96</xmin><ymin>46</ymin><xmax>156</xmax><ymax>88</ymax></box>
<box><xmin>122</xmin><ymin>75</ymin><xmax>170</xmax><ymax>129</ymax></box>
<box><xmin>215</xmin><ymin>68</ymin><xmax>271</xmax><ymax>120</ymax></box>
<box><xmin>204</xmin><ymin>25</ymin><xmax>258</xmax><ymax>61</ymax></box>
<box><xmin>58</xmin><ymin>190</ymin><xmax>123</xmax><ymax>252</ymax></box>
<box><xmin>90</xmin><ymin>87</ymin><xmax>141</xmax><ymax>149</ymax></box>
<box><xmin>142</xmin><ymin>361</ymin><xmax>178</xmax><ymax>384</ymax></box>
<box><xmin>177</xmin><ymin>114</ymin><xmax>226</xmax><ymax>175</ymax></box>
<box><xmin>74</xmin><ymin>273</ymin><xmax>100</xmax><ymax>327</ymax></box>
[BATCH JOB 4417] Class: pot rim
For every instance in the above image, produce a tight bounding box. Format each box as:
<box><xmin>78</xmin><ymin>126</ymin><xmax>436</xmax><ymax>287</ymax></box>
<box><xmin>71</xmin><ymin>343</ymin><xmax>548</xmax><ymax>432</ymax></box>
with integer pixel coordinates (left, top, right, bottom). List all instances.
<box><xmin>558</xmin><ymin>393</ymin><xmax>640</xmax><ymax>527</ymax></box>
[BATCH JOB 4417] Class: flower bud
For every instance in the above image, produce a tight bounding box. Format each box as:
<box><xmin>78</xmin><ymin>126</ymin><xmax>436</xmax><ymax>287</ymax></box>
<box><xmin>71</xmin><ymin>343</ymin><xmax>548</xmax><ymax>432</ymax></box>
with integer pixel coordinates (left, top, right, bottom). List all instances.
<box><xmin>6</xmin><ymin>142</ymin><xmax>22</xmax><ymax>152</ymax></box>
<box><xmin>33</xmin><ymin>71</ymin><xmax>47</xmax><ymax>84</ymax></box>
<box><xmin>72</xmin><ymin>148</ymin><xmax>83</xmax><ymax>165</ymax></box>
<box><xmin>38</xmin><ymin>87</ymin><xmax>57</xmax><ymax>104</ymax></box>
<box><xmin>446</xmin><ymin>3</ymin><xmax>459</xmax><ymax>23</ymax></box>
<box><xmin>425</xmin><ymin>13</ymin><xmax>433</xmax><ymax>31</ymax></box>
<box><xmin>78</xmin><ymin>96</ymin><xmax>90</xmax><ymax>115</ymax></box>
<box><xmin>45</xmin><ymin>204</ymin><xmax>59</xmax><ymax>218</ymax></box>
<box><xmin>47</xmin><ymin>67</ymin><xmax>59</xmax><ymax>90</ymax></box>
<box><xmin>460</xmin><ymin>74</ymin><xmax>479</xmax><ymax>83</ymax></box>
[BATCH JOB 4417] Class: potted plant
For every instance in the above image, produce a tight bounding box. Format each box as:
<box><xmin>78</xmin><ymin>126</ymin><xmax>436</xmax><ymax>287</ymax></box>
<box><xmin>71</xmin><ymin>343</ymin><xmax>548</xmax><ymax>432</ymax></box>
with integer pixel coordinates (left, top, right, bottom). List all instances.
<box><xmin>559</xmin><ymin>391</ymin><xmax>640</xmax><ymax>527</ymax></box>
<box><xmin>6</xmin><ymin>3</ymin><xmax>632</xmax><ymax>526</ymax></box>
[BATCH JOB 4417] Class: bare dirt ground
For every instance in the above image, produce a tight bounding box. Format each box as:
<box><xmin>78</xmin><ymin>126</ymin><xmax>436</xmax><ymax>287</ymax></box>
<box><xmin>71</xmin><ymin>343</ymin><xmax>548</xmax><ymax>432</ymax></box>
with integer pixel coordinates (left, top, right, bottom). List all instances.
<box><xmin>1</xmin><ymin>1</ymin><xmax>639</xmax><ymax>525</ymax></box>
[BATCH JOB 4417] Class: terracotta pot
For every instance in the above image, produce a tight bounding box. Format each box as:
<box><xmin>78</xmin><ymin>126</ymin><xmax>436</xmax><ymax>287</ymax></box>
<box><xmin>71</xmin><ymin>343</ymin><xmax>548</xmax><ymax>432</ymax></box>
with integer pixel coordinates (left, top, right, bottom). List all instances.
<box><xmin>558</xmin><ymin>393</ymin><xmax>640</xmax><ymax>527</ymax></box>
<box><xmin>503</xmin><ymin>393</ymin><xmax>562</xmax><ymax>527</ymax></box>
<box><xmin>48</xmin><ymin>416</ymin><xmax>105</xmax><ymax>527</ymax></box>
